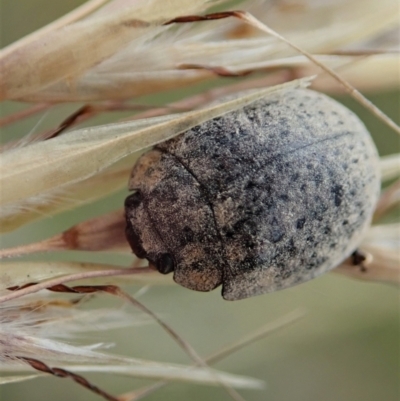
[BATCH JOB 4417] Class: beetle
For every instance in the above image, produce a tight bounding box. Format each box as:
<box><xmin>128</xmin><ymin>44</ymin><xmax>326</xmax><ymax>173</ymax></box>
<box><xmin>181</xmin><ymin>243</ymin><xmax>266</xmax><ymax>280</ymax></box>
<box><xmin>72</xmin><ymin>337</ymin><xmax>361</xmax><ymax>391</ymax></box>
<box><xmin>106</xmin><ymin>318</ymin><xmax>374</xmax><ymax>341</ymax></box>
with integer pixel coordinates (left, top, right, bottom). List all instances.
<box><xmin>124</xmin><ymin>88</ymin><xmax>380</xmax><ymax>300</ymax></box>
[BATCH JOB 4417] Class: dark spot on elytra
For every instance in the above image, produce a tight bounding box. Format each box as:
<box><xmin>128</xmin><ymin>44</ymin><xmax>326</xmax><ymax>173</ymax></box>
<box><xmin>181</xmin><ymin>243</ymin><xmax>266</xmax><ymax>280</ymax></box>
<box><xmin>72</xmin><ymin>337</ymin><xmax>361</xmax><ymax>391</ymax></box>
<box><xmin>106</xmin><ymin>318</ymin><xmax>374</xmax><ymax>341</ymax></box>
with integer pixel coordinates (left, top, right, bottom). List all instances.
<box><xmin>245</xmin><ymin>239</ymin><xmax>256</xmax><ymax>249</ymax></box>
<box><xmin>296</xmin><ymin>218</ymin><xmax>306</xmax><ymax>229</ymax></box>
<box><xmin>233</xmin><ymin>218</ymin><xmax>257</xmax><ymax>236</ymax></box>
<box><xmin>291</xmin><ymin>173</ymin><xmax>300</xmax><ymax>182</ymax></box>
<box><xmin>246</xmin><ymin>181</ymin><xmax>258</xmax><ymax>190</ymax></box>
<box><xmin>264</xmin><ymin>100</ymin><xmax>279</xmax><ymax>107</ymax></box>
<box><xmin>182</xmin><ymin>226</ymin><xmax>194</xmax><ymax>243</ymax></box>
<box><xmin>305</xmin><ymin>262</ymin><xmax>316</xmax><ymax>270</ymax></box>
<box><xmin>285</xmin><ymin>239</ymin><xmax>297</xmax><ymax>256</ymax></box>
<box><xmin>323</xmin><ymin>226</ymin><xmax>331</xmax><ymax>235</ymax></box>
<box><xmin>271</xmin><ymin>229</ymin><xmax>285</xmax><ymax>243</ymax></box>
<box><xmin>236</xmin><ymin>126</ymin><xmax>249</xmax><ymax>137</ymax></box>
<box><xmin>238</xmin><ymin>256</ymin><xmax>259</xmax><ymax>271</ymax></box>
<box><xmin>187</xmin><ymin>260</ymin><xmax>205</xmax><ymax>272</ymax></box>
<box><xmin>211</xmin><ymin>119</ymin><xmax>223</xmax><ymax>129</ymax></box>
<box><xmin>281</xmin><ymin>269</ymin><xmax>293</xmax><ymax>280</ymax></box>
<box><xmin>313</xmin><ymin>173</ymin><xmax>323</xmax><ymax>186</ymax></box>
<box><xmin>311</xmin><ymin>197</ymin><xmax>329</xmax><ymax>220</ymax></box>
<box><xmin>214</xmin><ymin>135</ymin><xmax>229</xmax><ymax>145</ymax></box>
<box><xmin>253</xmin><ymin>206</ymin><xmax>264</xmax><ymax>216</ymax></box>
<box><xmin>306</xmin><ymin>235</ymin><xmax>314</xmax><ymax>244</ymax></box>
<box><xmin>331</xmin><ymin>184</ymin><xmax>344</xmax><ymax>207</ymax></box>
<box><xmin>225</xmin><ymin>229</ymin><xmax>235</xmax><ymax>239</ymax></box>
<box><xmin>200</xmin><ymin>144</ymin><xmax>208</xmax><ymax>152</ymax></box>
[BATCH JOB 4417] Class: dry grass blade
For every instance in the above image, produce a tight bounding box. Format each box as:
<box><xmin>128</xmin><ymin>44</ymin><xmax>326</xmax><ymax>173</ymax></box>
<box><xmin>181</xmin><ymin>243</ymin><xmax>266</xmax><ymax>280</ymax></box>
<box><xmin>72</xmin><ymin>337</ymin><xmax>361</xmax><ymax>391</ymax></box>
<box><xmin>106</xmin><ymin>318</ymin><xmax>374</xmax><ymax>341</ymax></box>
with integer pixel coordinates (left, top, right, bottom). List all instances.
<box><xmin>0</xmin><ymin>14</ymin><xmax>150</xmax><ymax>100</ymax></box>
<box><xmin>0</xmin><ymin>261</ymin><xmax>170</xmax><ymax>292</ymax></box>
<box><xmin>0</xmin><ymin>375</ymin><xmax>41</xmax><ymax>384</ymax></box>
<box><xmin>2</xmin><ymin>343</ymin><xmax>262</xmax><ymax>389</ymax></box>
<box><xmin>3</xmin><ymin>332</ymin><xmax>264</xmax><ymax>387</ymax></box>
<box><xmin>380</xmin><ymin>153</ymin><xmax>400</xmax><ymax>182</ymax></box>
<box><xmin>363</xmin><ymin>224</ymin><xmax>400</xmax><ymax>251</ymax></box>
<box><xmin>2</xmin><ymin>361</ymin><xmax>262</xmax><ymax>388</ymax></box>
<box><xmin>46</xmin><ymin>365</ymin><xmax>263</xmax><ymax>388</ymax></box>
<box><xmin>0</xmin><ymin>0</ymin><xmax>109</xmax><ymax>57</ymax></box>
<box><xmin>311</xmin><ymin>54</ymin><xmax>400</xmax><ymax>93</ymax></box>
<box><xmin>0</xmin><ymin>154</ymin><xmax>140</xmax><ymax>232</ymax></box>
<box><xmin>0</xmin><ymin>0</ymin><xmax>212</xmax><ymax>100</ymax></box>
<box><xmin>0</xmin><ymin>267</ymin><xmax>147</xmax><ymax>303</ymax></box>
<box><xmin>0</xmin><ymin>209</ymin><xmax>128</xmax><ymax>259</ymax></box>
<box><xmin>12</xmin><ymin>0</ymin><xmax>397</xmax><ymax>102</ymax></box>
<box><xmin>373</xmin><ymin>179</ymin><xmax>400</xmax><ymax>222</ymax></box>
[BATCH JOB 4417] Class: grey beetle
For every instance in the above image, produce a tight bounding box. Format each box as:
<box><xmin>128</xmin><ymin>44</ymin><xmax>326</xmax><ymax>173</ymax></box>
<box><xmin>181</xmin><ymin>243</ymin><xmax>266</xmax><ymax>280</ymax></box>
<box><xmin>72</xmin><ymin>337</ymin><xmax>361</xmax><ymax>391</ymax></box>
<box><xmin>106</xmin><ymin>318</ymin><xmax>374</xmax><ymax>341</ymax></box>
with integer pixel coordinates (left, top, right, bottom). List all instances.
<box><xmin>124</xmin><ymin>89</ymin><xmax>380</xmax><ymax>300</ymax></box>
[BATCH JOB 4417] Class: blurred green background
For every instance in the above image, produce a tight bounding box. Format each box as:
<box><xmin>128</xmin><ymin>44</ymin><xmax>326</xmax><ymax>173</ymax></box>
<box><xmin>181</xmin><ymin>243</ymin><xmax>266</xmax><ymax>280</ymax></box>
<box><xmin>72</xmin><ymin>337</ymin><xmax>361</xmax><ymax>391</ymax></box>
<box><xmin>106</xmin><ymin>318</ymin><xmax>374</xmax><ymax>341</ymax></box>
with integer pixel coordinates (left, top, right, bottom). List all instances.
<box><xmin>1</xmin><ymin>1</ymin><xmax>399</xmax><ymax>401</ymax></box>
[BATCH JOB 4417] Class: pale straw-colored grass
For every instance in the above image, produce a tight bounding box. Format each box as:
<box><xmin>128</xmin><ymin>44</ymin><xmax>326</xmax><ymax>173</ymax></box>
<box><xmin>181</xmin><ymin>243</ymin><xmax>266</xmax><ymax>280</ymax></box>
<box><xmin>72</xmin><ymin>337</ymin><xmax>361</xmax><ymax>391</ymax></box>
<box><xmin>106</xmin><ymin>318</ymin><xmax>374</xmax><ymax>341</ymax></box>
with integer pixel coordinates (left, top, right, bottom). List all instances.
<box><xmin>1</xmin><ymin>1</ymin><xmax>399</xmax><ymax>400</ymax></box>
